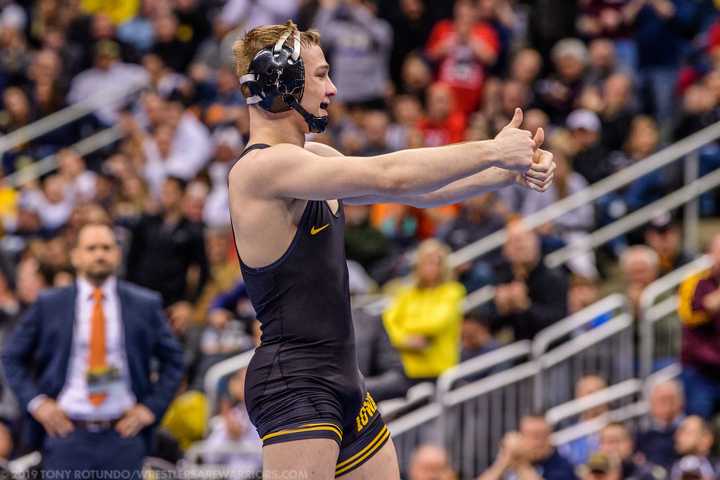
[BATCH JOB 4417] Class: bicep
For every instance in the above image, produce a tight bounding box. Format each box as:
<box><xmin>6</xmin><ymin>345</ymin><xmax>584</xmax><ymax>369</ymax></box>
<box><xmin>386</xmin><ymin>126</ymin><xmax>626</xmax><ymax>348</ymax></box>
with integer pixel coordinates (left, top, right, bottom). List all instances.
<box><xmin>240</xmin><ymin>144</ymin><xmax>391</xmax><ymax>201</ymax></box>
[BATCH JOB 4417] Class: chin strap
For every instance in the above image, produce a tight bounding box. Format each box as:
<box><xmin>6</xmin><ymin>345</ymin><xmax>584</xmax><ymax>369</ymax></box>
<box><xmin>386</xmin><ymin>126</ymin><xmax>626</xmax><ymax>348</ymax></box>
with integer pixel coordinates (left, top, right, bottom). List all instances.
<box><xmin>284</xmin><ymin>95</ymin><xmax>329</xmax><ymax>133</ymax></box>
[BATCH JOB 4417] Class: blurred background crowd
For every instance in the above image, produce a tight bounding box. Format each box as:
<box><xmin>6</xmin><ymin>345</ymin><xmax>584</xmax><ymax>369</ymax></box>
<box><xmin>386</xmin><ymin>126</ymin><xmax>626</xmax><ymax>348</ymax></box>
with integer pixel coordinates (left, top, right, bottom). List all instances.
<box><xmin>1</xmin><ymin>0</ymin><xmax>720</xmax><ymax>478</ymax></box>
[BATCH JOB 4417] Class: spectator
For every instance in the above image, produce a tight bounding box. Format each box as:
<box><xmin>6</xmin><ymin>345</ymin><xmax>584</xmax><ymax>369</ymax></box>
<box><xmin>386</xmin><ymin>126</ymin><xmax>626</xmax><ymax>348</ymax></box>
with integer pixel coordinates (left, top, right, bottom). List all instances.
<box><xmin>439</xmin><ymin>192</ymin><xmax>505</xmax><ymax>290</ymax></box>
<box><xmin>218</xmin><ymin>0</ymin><xmax>299</xmax><ymax>34</ymax></box>
<box><xmin>159</xmin><ymin>379</ymin><xmax>208</xmax><ymax>452</ymax></box>
<box><xmin>193</xmin><ymin>228</ymin><xmax>241</xmax><ymax>324</ymax></box>
<box><xmin>644</xmin><ymin>213</ymin><xmax>693</xmax><ymax>277</ymax></box>
<box><xmin>203</xmin><ymin>368</ymin><xmax>262</xmax><ymax>478</ymax></box>
<box><xmin>489</xmin><ymin>221</ymin><xmax>569</xmax><ymax>341</ymax></box>
<box><xmin>352</xmin><ymin>307</ymin><xmax>408</xmax><ymax>403</ymax></box>
<box><xmin>194</xmin><ymin>308</ymin><xmax>253</xmax><ymax>382</ymax></box>
<box><xmin>57</xmin><ymin>149</ymin><xmax>97</xmax><ymax>203</ymax></box>
<box><xmin>426</xmin><ymin>0</ymin><xmax>499</xmax><ymax>114</ymax></box>
<box><xmin>620</xmin><ymin>245</ymin><xmax>659</xmax><ymax>317</ymax></box>
<box><xmin>125</xmin><ymin>176</ymin><xmax>210</xmax><ymax>308</ymax></box>
<box><xmin>560</xmin><ymin>375</ymin><xmax>608</xmax><ymax>466</ymax></box>
<box><xmin>600</xmin><ymin>72</ymin><xmax>636</xmax><ymax>152</ymax></box>
<box><xmin>417</xmin><ymin>82</ymin><xmax>467</xmax><ymax>147</ymax></box>
<box><xmin>521</xmin><ymin>130</ymin><xmax>597</xmax><ymax>279</ymax></box>
<box><xmin>628</xmin><ymin>0</ymin><xmax>698</xmax><ymax>129</ymax></box>
<box><xmin>480</xmin><ymin>414</ymin><xmax>577</xmax><ymax>480</ymax></box>
<box><xmin>460</xmin><ymin>308</ymin><xmax>502</xmax><ymax>365</ymax></box>
<box><xmin>636</xmin><ymin>380</ymin><xmax>685</xmax><ymax>470</ymax></box>
<box><xmin>67</xmin><ymin>40</ymin><xmax>148</xmax><ymax>126</ymax></box>
<box><xmin>670</xmin><ymin>416</ymin><xmax>716</xmax><ymax>479</ymax></box>
<box><xmin>613</xmin><ymin>116</ymin><xmax>680</xmax><ymax>215</ymax></box>
<box><xmin>509</xmin><ymin>48</ymin><xmax>543</xmax><ymax>91</ymax></box>
<box><xmin>670</xmin><ymin>455</ymin><xmax>715</xmax><ymax>480</ymax></box>
<box><xmin>597</xmin><ymin>422</ymin><xmax>664</xmax><ymax>480</ymax></box>
<box><xmin>383</xmin><ymin>239</ymin><xmax>466</xmax><ymax>382</ymax></box>
<box><xmin>314</xmin><ymin>0</ymin><xmax>392</xmax><ymax>106</ymax></box>
<box><xmin>536</xmin><ymin>38</ymin><xmax>589</xmax><ymax>123</ymax></box>
<box><xmin>408</xmin><ymin>444</ymin><xmax>455</xmax><ymax>480</ymax></box>
<box><xmin>2</xmin><ymin>222</ymin><xmax>184</xmax><ymax>476</ymax></box>
<box><xmin>677</xmin><ymin>233</ymin><xmax>720</xmax><ymax>419</ymax></box>
<box><xmin>344</xmin><ymin>204</ymin><xmax>393</xmax><ymax>277</ymax></box>
<box><xmin>584</xmin><ymin>39</ymin><xmax>619</xmax><ymax>88</ymax></box>
<box><xmin>385</xmin><ymin>0</ymin><xmax>433</xmax><ymax>88</ymax></box>
<box><xmin>567</xmin><ymin>109</ymin><xmax>613</xmax><ymax>185</ymax></box>
<box><xmin>578</xmin><ymin>452</ymin><xmax>619</xmax><ymax>480</ymax></box>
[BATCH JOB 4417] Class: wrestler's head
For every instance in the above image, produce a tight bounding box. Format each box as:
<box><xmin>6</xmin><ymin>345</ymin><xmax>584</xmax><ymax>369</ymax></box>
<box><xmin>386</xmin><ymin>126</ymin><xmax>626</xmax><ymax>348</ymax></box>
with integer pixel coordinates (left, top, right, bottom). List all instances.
<box><xmin>233</xmin><ymin>21</ymin><xmax>336</xmax><ymax>133</ymax></box>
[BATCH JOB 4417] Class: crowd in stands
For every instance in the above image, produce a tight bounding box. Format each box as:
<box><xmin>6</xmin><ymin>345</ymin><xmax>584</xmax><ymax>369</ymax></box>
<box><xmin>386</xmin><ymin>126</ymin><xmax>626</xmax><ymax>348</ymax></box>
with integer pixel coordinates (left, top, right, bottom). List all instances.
<box><xmin>1</xmin><ymin>0</ymin><xmax>720</xmax><ymax>478</ymax></box>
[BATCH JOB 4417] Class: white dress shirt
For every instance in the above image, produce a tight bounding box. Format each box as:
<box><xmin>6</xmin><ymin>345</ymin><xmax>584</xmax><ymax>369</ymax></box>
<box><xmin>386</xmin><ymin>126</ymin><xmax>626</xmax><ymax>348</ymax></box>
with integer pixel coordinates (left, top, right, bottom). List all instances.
<box><xmin>56</xmin><ymin>276</ymin><xmax>136</xmax><ymax>420</ymax></box>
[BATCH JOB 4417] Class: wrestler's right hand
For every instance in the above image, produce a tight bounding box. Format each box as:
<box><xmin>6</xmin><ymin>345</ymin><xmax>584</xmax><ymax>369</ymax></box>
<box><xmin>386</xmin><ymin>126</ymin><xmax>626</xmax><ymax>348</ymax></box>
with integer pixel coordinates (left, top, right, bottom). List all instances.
<box><xmin>493</xmin><ymin>108</ymin><xmax>536</xmax><ymax>172</ymax></box>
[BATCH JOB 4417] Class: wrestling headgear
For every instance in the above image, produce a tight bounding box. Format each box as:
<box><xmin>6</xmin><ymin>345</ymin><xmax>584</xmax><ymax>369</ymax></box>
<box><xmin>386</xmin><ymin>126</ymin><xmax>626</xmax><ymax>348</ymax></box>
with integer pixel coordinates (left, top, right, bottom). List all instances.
<box><xmin>239</xmin><ymin>29</ymin><xmax>329</xmax><ymax>133</ymax></box>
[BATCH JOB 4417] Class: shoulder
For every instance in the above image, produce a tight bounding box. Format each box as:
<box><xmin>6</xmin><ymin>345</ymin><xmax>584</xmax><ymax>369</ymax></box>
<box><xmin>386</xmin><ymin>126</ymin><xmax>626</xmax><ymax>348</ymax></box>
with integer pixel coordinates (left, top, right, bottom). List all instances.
<box><xmin>441</xmin><ymin>281</ymin><xmax>466</xmax><ymax>299</ymax></box>
<box><xmin>228</xmin><ymin>143</ymin><xmax>307</xmax><ymax>182</ymax></box>
<box><xmin>35</xmin><ymin>286</ymin><xmax>75</xmax><ymax>306</ymax></box>
<box><xmin>304</xmin><ymin>141</ymin><xmax>342</xmax><ymax>157</ymax></box>
<box><xmin>117</xmin><ymin>281</ymin><xmax>163</xmax><ymax>307</ymax></box>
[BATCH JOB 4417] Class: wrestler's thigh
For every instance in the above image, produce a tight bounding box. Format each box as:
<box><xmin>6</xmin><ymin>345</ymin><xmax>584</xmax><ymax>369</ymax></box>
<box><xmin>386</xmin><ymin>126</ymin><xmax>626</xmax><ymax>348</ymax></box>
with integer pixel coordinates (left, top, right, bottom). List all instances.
<box><xmin>339</xmin><ymin>439</ymin><xmax>400</xmax><ymax>480</ymax></box>
<box><xmin>262</xmin><ymin>438</ymin><xmax>340</xmax><ymax>480</ymax></box>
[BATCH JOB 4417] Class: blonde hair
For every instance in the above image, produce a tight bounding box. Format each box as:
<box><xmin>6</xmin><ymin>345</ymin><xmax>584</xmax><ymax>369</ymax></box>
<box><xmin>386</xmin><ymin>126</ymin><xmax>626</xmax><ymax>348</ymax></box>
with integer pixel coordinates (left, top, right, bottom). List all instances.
<box><xmin>232</xmin><ymin>20</ymin><xmax>321</xmax><ymax>81</ymax></box>
<box><xmin>414</xmin><ymin>239</ymin><xmax>453</xmax><ymax>286</ymax></box>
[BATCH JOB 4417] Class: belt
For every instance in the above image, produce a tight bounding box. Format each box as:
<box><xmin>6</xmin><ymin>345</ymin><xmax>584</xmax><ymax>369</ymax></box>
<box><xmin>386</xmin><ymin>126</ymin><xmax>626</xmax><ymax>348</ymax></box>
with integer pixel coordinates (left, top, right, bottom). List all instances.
<box><xmin>71</xmin><ymin>418</ymin><xmax>122</xmax><ymax>432</ymax></box>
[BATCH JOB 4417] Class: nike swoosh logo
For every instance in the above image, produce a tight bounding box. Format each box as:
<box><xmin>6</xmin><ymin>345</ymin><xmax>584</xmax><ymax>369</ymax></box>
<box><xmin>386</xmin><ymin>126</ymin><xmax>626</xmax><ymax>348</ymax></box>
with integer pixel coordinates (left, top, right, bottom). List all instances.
<box><xmin>310</xmin><ymin>224</ymin><xmax>330</xmax><ymax>235</ymax></box>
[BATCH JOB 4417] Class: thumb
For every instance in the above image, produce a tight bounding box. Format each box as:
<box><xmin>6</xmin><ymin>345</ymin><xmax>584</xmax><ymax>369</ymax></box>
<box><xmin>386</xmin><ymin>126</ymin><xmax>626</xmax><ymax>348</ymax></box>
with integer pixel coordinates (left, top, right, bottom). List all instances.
<box><xmin>533</xmin><ymin>127</ymin><xmax>545</xmax><ymax>151</ymax></box>
<box><xmin>505</xmin><ymin>108</ymin><xmax>523</xmax><ymax>130</ymax></box>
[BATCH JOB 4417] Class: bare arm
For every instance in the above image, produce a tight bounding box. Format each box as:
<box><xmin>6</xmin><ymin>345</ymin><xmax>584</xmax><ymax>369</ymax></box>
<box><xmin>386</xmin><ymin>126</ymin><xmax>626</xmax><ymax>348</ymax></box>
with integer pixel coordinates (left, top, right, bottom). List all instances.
<box><xmin>236</xmin><ymin>110</ymin><xmax>535</xmax><ymax>201</ymax></box>
<box><xmin>306</xmin><ymin>134</ymin><xmax>555</xmax><ymax>208</ymax></box>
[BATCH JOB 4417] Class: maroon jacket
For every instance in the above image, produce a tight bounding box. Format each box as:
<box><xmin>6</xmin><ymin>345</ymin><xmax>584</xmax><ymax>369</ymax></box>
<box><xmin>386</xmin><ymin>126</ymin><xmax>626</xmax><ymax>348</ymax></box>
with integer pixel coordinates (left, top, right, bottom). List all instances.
<box><xmin>680</xmin><ymin>271</ymin><xmax>720</xmax><ymax>377</ymax></box>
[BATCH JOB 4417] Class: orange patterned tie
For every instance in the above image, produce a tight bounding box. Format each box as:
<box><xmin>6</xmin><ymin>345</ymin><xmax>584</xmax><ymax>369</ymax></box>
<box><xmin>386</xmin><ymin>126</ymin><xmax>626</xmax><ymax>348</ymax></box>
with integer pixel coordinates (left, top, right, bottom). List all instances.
<box><xmin>88</xmin><ymin>287</ymin><xmax>107</xmax><ymax>406</ymax></box>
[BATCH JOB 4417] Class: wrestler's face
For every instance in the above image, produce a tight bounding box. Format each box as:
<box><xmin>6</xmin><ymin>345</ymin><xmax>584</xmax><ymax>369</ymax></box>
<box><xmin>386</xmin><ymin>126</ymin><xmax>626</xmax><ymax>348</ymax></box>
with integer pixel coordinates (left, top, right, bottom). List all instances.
<box><xmin>301</xmin><ymin>44</ymin><xmax>336</xmax><ymax>129</ymax></box>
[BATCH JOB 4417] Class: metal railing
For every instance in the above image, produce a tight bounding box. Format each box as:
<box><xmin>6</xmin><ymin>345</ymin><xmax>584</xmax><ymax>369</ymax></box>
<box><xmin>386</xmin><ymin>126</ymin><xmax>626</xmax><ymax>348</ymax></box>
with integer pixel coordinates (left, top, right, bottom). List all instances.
<box><xmin>204</xmin><ymin>349</ymin><xmax>254</xmax><ymax>417</ymax></box>
<box><xmin>545</xmin><ymin>379</ymin><xmax>642</xmax><ymax>427</ymax></box>
<box><xmin>5</xmin><ymin>126</ymin><xmax>124</xmax><ymax>187</ymax></box>
<box><xmin>387</xmin><ymin>401</ymin><xmax>442</xmax><ymax>475</ymax></box>
<box><xmin>639</xmin><ymin>255</ymin><xmax>712</xmax><ymax>378</ymax></box>
<box><xmin>440</xmin><ymin>361</ymin><xmax>539</xmax><ymax>478</ymax></box>
<box><xmin>535</xmin><ymin>313</ymin><xmax>635</xmax><ymax>411</ymax></box>
<box><xmin>449</xmin><ymin>121</ymin><xmax>720</xmax><ymax>269</ymax></box>
<box><xmin>545</xmin><ymin>167</ymin><xmax>720</xmax><ymax>268</ymax></box>
<box><xmin>436</xmin><ymin>340</ymin><xmax>531</xmax><ymax>399</ymax></box>
<box><xmin>0</xmin><ymin>80</ymin><xmax>145</xmax><ymax>159</ymax></box>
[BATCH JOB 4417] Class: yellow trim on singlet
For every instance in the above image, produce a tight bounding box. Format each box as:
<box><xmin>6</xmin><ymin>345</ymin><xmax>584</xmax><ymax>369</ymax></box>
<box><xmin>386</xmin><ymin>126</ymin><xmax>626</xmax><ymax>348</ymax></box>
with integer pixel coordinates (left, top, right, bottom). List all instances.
<box><xmin>334</xmin><ymin>426</ymin><xmax>390</xmax><ymax>476</ymax></box>
<box><xmin>261</xmin><ymin>423</ymin><xmax>343</xmax><ymax>443</ymax></box>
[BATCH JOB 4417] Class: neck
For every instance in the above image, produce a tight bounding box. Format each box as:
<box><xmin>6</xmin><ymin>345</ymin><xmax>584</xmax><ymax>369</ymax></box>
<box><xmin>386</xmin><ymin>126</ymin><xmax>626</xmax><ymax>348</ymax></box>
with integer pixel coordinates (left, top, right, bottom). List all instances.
<box><xmin>81</xmin><ymin>274</ymin><xmax>111</xmax><ymax>288</ymax></box>
<box><xmin>249</xmin><ymin>113</ymin><xmax>306</xmax><ymax>147</ymax></box>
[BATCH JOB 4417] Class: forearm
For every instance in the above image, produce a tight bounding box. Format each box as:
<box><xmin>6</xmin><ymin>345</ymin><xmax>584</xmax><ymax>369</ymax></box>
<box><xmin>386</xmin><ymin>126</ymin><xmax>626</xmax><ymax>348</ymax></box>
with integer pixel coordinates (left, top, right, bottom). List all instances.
<box><xmin>347</xmin><ymin>166</ymin><xmax>516</xmax><ymax>207</ymax></box>
<box><xmin>378</xmin><ymin>141</ymin><xmax>501</xmax><ymax>196</ymax></box>
<box><xmin>478</xmin><ymin>459</ymin><xmax>509</xmax><ymax>480</ymax></box>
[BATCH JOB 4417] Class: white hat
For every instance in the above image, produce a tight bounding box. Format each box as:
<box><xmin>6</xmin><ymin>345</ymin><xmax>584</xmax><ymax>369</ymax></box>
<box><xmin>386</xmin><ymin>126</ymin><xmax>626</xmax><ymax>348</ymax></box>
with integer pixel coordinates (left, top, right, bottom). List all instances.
<box><xmin>567</xmin><ymin>109</ymin><xmax>601</xmax><ymax>133</ymax></box>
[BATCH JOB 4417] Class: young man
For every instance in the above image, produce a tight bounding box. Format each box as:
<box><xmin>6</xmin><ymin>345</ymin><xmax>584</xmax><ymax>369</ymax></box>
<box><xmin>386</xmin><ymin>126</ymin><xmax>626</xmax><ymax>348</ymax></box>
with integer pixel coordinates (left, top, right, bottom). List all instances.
<box><xmin>229</xmin><ymin>21</ymin><xmax>555</xmax><ymax>479</ymax></box>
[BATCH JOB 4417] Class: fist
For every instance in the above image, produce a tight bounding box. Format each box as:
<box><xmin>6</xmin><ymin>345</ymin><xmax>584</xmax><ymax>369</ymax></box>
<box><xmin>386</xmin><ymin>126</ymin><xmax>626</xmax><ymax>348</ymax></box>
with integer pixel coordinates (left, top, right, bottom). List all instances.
<box><xmin>518</xmin><ymin>147</ymin><xmax>555</xmax><ymax>192</ymax></box>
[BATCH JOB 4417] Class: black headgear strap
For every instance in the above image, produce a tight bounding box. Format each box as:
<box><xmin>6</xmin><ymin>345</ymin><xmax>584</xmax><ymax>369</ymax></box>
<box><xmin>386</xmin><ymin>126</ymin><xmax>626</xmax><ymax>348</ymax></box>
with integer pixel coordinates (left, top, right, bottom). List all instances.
<box><xmin>239</xmin><ymin>29</ymin><xmax>329</xmax><ymax>133</ymax></box>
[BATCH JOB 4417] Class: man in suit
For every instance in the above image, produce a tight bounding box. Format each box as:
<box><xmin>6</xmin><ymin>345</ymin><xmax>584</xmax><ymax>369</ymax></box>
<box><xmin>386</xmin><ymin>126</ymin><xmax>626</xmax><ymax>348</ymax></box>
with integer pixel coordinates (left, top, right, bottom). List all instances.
<box><xmin>2</xmin><ymin>221</ymin><xmax>184</xmax><ymax>475</ymax></box>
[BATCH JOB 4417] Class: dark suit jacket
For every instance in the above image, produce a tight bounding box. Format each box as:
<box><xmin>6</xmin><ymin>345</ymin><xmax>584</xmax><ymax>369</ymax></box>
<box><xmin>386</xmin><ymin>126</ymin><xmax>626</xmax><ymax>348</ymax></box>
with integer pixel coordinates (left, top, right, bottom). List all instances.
<box><xmin>1</xmin><ymin>280</ymin><xmax>185</xmax><ymax>451</ymax></box>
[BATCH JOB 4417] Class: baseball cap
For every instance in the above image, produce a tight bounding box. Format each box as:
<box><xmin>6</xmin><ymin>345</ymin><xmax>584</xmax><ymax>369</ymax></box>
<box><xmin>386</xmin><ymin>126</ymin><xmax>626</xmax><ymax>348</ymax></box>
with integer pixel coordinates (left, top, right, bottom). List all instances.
<box><xmin>567</xmin><ymin>109</ymin><xmax>601</xmax><ymax>133</ymax></box>
<box><xmin>646</xmin><ymin>212</ymin><xmax>676</xmax><ymax>233</ymax></box>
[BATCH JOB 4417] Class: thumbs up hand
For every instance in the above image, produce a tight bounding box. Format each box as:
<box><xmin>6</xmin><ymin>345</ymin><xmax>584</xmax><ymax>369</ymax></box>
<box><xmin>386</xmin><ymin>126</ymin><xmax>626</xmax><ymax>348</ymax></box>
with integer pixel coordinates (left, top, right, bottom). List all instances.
<box><xmin>493</xmin><ymin>108</ymin><xmax>536</xmax><ymax>172</ymax></box>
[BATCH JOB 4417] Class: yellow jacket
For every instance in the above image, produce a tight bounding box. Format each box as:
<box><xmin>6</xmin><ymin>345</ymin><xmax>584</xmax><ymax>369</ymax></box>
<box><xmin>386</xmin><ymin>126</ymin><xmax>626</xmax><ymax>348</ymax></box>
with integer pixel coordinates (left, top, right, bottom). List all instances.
<box><xmin>383</xmin><ymin>281</ymin><xmax>465</xmax><ymax>379</ymax></box>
